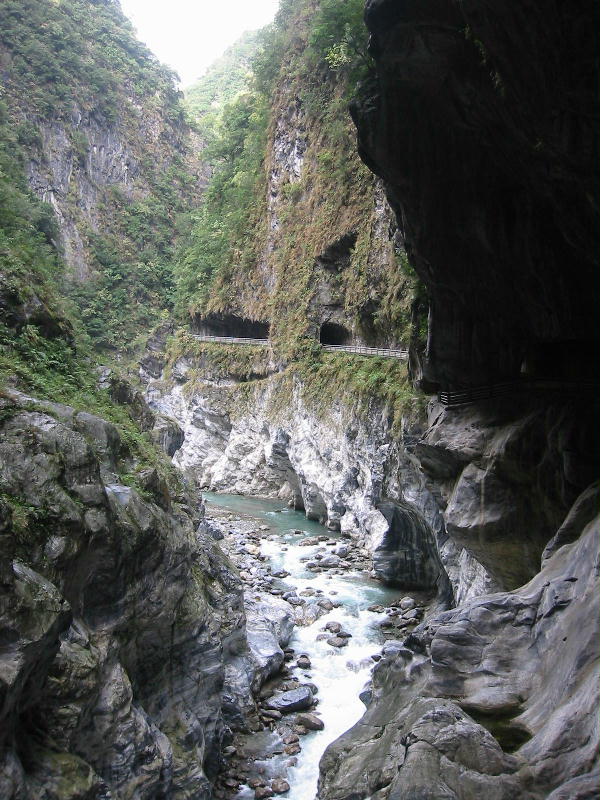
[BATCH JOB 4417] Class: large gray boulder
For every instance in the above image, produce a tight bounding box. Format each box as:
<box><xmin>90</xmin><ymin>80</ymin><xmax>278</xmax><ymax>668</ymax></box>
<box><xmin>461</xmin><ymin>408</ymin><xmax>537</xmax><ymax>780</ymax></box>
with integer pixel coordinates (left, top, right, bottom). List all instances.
<box><xmin>319</xmin><ymin>490</ymin><xmax>599</xmax><ymax>799</ymax></box>
<box><xmin>0</xmin><ymin>390</ymin><xmax>251</xmax><ymax>799</ymax></box>
<box><xmin>244</xmin><ymin>593</ymin><xmax>295</xmax><ymax>691</ymax></box>
<box><xmin>266</xmin><ymin>686</ymin><xmax>314</xmax><ymax>714</ymax></box>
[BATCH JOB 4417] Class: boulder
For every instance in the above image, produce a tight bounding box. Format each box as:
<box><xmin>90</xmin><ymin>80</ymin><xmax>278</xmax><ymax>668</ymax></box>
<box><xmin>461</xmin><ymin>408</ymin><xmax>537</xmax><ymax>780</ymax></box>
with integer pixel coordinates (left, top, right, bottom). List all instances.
<box><xmin>295</xmin><ymin>712</ymin><xmax>324</xmax><ymax>731</ymax></box>
<box><xmin>265</xmin><ymin>687</ymin><xmax>314</xmax><ymax>713</ymax></box>
<box><xmin>245</xmin><ymin>593</ymin><xmax>295</xmax><ymax>690</ymax></box>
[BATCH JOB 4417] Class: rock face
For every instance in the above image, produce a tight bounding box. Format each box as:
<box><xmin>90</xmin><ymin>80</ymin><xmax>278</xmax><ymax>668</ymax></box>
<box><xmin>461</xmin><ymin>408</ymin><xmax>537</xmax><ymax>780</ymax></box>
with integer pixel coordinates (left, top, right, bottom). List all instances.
<box><xmin>145</xmin><ymin>356</ymin><xmax>596</xmax><ymax>607</ymax></box>
<box><xmin>145</xmin><ymin>372</ymin><xmax>457</xmax><ymax>600</ymax></box>
<box><xmin>314</xmin><ymin>1</ymin><xmax>600</xmax><ymax>796</ymax></box>
<box><xmin>0</xmin><ymin>389</ymin><xmax>251</xmax><ymax>799</ymax></box>
<box><xmin>319</xmin><ymin>496</ymin><xmax>599</xmax><ymax>800</ymax></box>
<box><xmin>2</xmin><ymin>53</ymin><xmax>206</xmax><ymax>283</ymax></box>
<box><xmin>372</xmin><ymin>500</ymin><xmax>446</xmax><ymax>592</ymax></box>
<box><xmin>352</xmin><ymin>0</ymin><xmax>599</xmax><ymax>388</ymax></box>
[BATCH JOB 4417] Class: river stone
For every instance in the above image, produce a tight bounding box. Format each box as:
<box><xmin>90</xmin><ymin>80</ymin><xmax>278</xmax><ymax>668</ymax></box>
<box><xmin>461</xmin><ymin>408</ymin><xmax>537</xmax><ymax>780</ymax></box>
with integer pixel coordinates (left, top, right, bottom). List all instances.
<box><xmin>261</xmin><ymin>709</ymin><xmax>282</xmax><ymax>720</ymax></box>
<box><xmin>295</xmin><ymin>712</ymin><xmax>324</xmax><ymax>731</ymax></box>
<box><xmin>319</xmin><ymin>555</ymin><xmax>342</xmax><ymax>568</ymax></box>
<box><xmin>265</xmin><ymin>687</ymin><xmax>314</xmax><ymax>713</ymax></box>
<box><xmin>403</xmin><ymin>608</ymin><xmax>420</xmax><ymax>620</ymax></box>
<box><xmin>254</xmin><ymin>787</ymin><xmax>274</xmax><ymax>799</ymax></box>
<box><xmin>333</xmin><ymin>544</ymin><xmax>351</xmax><ymax>558</ymax></box>
<box><xmin>400</xmin><ymin>596</ymin><xmax>416</xmax><ymax>610</ymax></box>
<box><xmin>324</xmin><ymin>621</ymin><xmax>342</xmax><ymax>633</ymax></box>
<box><xmin>327</xmin><ymin>636</ymin><xmax>348</xmax><ymax>648</ymax></box>
<box><xmin>317</xmin><ymin>598</ymin><xmax>334</xmax><ymax>610</ymax></box>
<box><xmin>245</xmin><ymin>593</ymin><xmax>295</xmax><ymax>690</ymax></box>
<box><xmin>296</xmin><ymin>655</ymin><xmax>311</xmax><ymax>669</ymax></box>
<box><xmin>271</xmin><ymin>778</ymin><xmax>290</xmax><ymax>794</ymax></box>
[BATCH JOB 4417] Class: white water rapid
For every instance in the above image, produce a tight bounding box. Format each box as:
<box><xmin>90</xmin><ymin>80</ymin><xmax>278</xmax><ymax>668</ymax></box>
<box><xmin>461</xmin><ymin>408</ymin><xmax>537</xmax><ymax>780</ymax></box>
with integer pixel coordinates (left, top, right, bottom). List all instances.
<box><xmin>205</xmin><ymin>494</ymin><xmax>400</xmax><ymax>800</ymax></box>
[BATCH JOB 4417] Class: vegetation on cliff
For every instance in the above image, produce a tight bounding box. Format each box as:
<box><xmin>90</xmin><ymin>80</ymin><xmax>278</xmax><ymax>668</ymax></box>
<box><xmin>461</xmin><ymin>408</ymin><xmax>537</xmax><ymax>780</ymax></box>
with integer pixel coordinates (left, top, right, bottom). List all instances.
<box><xmin>184</xmin><ymin>30</ymin><xmax>262</xmax><ymax>141</ymax></box>
<box><xmin>0</xmin><ymin>108</ymin><xmax>179</xmax><ymax>500</ymax></box>
<box><xmin>174</xmin><ymin>0</ymin><xmax>424</xmax><ymax>364</ymax></box>
<box><xmin>0</xmin><ymin>0</ymin><xmax>201</xmax><ymax>354</ymax></box>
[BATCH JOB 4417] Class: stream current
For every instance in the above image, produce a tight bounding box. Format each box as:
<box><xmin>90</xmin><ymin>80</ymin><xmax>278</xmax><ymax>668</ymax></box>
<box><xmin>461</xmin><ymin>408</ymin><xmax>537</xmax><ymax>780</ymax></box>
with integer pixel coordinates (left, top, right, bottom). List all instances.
<box><xmin>204</xmin><ymin>493</ymin><xmax>401</xmax><ymax>800</ymax></box>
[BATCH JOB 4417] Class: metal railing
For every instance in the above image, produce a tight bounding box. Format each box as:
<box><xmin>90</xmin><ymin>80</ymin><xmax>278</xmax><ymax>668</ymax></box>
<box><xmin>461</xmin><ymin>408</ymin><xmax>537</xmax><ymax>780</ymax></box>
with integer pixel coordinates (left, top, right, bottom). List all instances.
<box><xmin>191</xmin><ymin>335</ymin><xmax>409</xmax><ymax>360</ymax></box>
<box><xmin>438</xmin><ymin>382</ymin><xmax>516</xmax><ymax>406</ymax></box>
<box><xmin>321</xmin><ymin>344</ymin><xmax>408</xmax><ymax>360</ymax></box>
<box><xmin>439</xmin><ymin>379</ymin><xmax>596</xmax><ymax>407</ymax></box>
<box><xmin>191</xmin><ymin>335</ymin><xmax>270</xmax><ymax>347</ymax></box>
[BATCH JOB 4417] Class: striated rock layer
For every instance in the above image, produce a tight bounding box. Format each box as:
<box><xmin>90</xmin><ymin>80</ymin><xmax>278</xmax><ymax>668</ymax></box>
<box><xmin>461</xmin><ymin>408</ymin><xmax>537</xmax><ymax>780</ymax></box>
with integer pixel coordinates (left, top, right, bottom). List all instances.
<box><xmin>318</xmin><ymin>494</ymin><xmax>599</xmax><ymax>799</ymax></box>
<box><xmin>0</xmin><ymin>389</ymin><xmax>254</xmax><ymax>799</ymax></box>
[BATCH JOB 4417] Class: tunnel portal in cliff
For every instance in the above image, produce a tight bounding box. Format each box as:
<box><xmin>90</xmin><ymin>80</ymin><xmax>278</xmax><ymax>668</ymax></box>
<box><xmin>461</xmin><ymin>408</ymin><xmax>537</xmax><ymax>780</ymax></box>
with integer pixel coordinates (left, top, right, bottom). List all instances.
<box><xmin>193</xmin><ymin>313</ymin><xmax>270</xmax><ymax>340</ymax></box>
<box><xmin>319</xmin><ymin>322</ymin><xmax>353</xmax><ymax>346</ymax></box>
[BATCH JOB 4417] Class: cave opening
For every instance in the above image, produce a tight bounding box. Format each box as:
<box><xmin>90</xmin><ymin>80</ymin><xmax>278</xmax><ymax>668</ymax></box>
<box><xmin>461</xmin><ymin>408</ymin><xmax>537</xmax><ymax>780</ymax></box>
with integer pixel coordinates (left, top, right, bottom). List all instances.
<box><xmin>193</xmin><ymin>313</ymin><xmax>270</xmax><ymax>339</ymax></box>
<box><xmin>316</xmin><ymin>232</ymin><xmax>357</xmax><ymax>272</ymax></box>
<box><xmin>319</xmin><ymin>322</ymin><xmax>352</xmax><ymax>346</ymax></box>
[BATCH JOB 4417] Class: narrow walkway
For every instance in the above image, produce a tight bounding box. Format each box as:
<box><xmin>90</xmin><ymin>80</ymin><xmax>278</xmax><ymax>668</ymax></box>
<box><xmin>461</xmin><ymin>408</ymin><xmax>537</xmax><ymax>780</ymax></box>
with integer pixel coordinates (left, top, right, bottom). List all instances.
<box><xmin>321</xmin><ymin>344</ymin><xmax>408</xmax><ymax>359</ymax></box>
<box><xmin>191</xmin><ymin>334</ymin><xmax>270</xmax><ymax>347</ymax></box>
<box><xmin>439</xmin><ymin>379</ymin><xmax>596</xmax><ymax>407</ymax></box>
<box><xmin>191</xmin><ymin>335</ymin><xmax>409</xmax><ymax>360</ymax></box>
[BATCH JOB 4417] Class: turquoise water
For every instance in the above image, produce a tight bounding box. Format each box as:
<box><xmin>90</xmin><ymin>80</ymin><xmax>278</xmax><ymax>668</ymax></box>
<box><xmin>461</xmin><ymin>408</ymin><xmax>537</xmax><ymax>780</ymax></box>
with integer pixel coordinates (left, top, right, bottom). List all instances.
<box><xmin>203</xmin><ymin>491</ymin><xmax>331</xmax><ymax>537</ymax></box>
<box><xmin>204</xmin><ymin>491</ymin><xmax>403</xmax><ymax>800</ymax></box>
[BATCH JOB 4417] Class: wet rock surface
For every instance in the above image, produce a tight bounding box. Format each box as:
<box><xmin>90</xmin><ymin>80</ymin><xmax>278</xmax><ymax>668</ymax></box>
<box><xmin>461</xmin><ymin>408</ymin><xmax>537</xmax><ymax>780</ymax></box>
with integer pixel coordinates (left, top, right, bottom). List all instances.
<box><xmin>319</xmin><ymin>495</ymin><xmax>600</xmax><ymax>799</ymax></box>
<box><xmin>0</xmin><ymin>390</ymin><xmax>250</xmax><ymax>799</ymax></box>
<box><xmin>208</xmin><ymin>500</ymin><xmax>433</xmax><ymax>800</ymax></box>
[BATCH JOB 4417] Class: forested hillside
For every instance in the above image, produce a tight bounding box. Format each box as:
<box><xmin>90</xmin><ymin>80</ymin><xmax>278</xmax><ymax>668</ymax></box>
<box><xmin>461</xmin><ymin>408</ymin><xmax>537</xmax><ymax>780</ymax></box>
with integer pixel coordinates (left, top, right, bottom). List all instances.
<box><xmin>175</xmin><ymin>0</ymin><xmax>425</xmax><ymax>362</ymax></box>
<box><xmin>0</xmin><ymin>1</ymin><xmax>597</xmax><ymax>799</ymax></box>
<box><xmin>184</xmin><ymin>30</ymin><xmax>262</xmax><ymax>141</ymax></box>
<box><xmin>0</xmin><ymin>0</ymin><xmax>204</xmax><ymax>353</ymax></box>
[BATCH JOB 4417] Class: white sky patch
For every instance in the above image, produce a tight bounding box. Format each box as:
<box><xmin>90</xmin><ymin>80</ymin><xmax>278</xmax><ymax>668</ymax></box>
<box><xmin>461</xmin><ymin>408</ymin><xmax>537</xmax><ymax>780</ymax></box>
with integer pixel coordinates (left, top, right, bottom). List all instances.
<box><xmin>119</xmin><ymin>0</ymin><xmax>280</xmax><ymax>87</ymax></box>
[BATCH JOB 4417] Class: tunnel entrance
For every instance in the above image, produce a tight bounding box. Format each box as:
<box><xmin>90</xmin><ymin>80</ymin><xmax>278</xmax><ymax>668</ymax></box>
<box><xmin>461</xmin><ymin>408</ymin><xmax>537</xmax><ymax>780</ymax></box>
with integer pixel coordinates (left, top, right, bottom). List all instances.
<box><xmin>193</xmin><ymin>313</ymin><xmax>270</xmax><ymax>339</ymax></box>
<box><xmin>319</xmin><ymin>322</ymin><xmax>352</xmax><ymax>346</ymax></box>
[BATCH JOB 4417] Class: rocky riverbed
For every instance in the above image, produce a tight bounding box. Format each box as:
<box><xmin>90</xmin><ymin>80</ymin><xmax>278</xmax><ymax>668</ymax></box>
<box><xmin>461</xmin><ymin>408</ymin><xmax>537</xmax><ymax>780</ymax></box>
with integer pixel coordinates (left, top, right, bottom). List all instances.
<box><xmin>203</xmin><ymin>494</ymin><xmax>434</xmax><ymax>800</ymax></box>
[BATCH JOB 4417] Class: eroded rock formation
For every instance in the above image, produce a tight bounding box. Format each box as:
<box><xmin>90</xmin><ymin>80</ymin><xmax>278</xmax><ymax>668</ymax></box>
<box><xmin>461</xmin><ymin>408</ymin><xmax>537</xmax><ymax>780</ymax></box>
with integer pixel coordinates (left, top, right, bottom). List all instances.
<box><xmin>312</xmin><ymin>0</ymin><xmax>600</xmax><ymax>796</ymax></box>
<box><xmin>319</xmin><ymin>494</ymin><xmax>599</xmax><ymax>799</ymax></box>
<box><xmin>0</xmin><ymin>389</ymin><xmax>251</xmax><ymax>798</ymax></box>
<box><xmin>352</xmin><ymin>0</ymin><xmax>599</xmax><ymax>388</ymax></box>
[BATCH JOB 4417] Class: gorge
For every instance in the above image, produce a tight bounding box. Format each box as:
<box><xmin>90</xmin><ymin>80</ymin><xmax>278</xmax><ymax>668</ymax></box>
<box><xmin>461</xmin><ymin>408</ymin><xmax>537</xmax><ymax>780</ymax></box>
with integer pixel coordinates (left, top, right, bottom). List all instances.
<box><xmin>0</xmin><ymin>0</ymin><xmax>598</xmax><ymax>799</ymax></box>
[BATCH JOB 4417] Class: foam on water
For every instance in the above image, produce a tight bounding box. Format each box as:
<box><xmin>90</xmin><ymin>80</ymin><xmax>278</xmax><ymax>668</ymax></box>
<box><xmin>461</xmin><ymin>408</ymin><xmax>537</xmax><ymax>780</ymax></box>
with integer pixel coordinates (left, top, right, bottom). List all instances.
<box><xmin>205</xmin><ymin>493</ymin><xmax>398</xmax><ymax>800</ymax></box>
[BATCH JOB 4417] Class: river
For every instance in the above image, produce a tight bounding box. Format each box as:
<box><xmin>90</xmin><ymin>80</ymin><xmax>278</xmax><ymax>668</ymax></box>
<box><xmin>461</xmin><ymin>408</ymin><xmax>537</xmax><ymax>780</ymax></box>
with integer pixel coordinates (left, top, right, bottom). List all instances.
<box><xmin>204</xmin><ymin>493</ymin><xmax>405</xmax><ymax>800</ymax></box>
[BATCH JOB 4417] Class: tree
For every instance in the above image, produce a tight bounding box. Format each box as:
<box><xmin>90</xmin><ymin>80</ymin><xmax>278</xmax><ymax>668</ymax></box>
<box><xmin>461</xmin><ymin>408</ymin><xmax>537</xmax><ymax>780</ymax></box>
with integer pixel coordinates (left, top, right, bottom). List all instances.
<box><xmin>309</xmin><ymin>0</ymin><xmax>372</xmax><ymax>80</ymax></box>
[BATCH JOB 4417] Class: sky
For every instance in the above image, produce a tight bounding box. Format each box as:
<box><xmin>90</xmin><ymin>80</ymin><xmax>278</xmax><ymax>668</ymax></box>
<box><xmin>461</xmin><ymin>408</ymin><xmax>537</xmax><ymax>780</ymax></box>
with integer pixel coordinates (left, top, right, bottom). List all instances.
<box><xmin>119</xmin><ymin>0</ymin><xmax>280</xmax><ymax>88</ymax></box>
